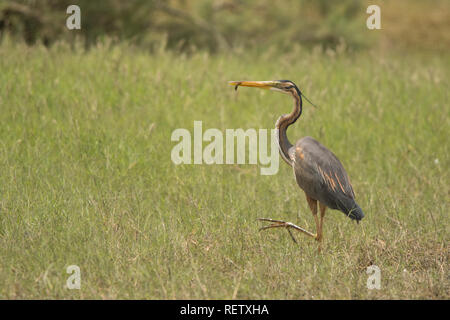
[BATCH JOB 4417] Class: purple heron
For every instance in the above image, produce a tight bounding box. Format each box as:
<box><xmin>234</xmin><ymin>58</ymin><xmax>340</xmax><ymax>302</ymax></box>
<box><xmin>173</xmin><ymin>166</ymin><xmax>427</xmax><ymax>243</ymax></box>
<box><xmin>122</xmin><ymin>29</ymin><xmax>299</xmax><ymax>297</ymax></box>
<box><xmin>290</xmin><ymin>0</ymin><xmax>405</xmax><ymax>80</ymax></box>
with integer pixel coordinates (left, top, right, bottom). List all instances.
<box><xmin>229</xmin><ymin>80</ymin><xmax>364</xmax><ymax>250</ymax></box>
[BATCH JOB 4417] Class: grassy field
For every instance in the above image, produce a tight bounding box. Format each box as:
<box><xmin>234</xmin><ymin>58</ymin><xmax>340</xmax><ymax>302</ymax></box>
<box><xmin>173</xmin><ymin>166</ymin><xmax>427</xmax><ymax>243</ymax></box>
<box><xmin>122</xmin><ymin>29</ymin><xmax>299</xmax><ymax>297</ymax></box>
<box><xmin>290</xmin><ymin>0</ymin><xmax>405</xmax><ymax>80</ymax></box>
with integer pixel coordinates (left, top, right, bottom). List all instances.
<box><xmin>0</xmin><ymin>39</ymin><xmax>448</xmax><ymax>299</ymax></box>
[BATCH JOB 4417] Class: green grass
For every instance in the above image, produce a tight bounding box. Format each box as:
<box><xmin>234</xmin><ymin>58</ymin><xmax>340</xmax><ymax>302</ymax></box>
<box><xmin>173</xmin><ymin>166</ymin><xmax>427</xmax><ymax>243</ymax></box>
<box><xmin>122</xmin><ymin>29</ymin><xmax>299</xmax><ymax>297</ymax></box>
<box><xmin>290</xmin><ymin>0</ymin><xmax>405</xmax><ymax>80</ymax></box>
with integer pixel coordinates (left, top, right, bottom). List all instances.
<box><xmin>0</xmin><ymin>39</ymin><xmax>448</xmax><ymax>299</ymax></box>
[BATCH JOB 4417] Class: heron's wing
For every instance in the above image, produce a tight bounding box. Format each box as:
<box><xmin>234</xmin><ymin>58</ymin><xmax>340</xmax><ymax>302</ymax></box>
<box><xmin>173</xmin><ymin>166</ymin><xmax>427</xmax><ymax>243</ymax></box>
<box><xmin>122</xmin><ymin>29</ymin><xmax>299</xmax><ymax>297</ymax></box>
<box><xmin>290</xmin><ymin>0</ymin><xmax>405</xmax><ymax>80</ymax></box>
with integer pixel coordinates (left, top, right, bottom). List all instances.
<box><xmin>290</xmin><ymin>136</ymin><xmax>355</xmax><ymax>208</ymax></box>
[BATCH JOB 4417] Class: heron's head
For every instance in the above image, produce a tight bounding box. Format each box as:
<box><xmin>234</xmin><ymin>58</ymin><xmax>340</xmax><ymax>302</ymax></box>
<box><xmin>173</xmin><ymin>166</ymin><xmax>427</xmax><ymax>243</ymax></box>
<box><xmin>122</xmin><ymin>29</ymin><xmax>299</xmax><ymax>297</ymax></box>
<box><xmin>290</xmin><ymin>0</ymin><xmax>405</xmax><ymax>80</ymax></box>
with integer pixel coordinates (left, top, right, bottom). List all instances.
<box><xmin>229</xmin><ymin>80</ymin><xmax>301</xmax><ymax>96</ymax></box>
<box><xmin>229</xmin><ymin>80</ymin><xmax>317</xmax><ymax>107</ymax></box>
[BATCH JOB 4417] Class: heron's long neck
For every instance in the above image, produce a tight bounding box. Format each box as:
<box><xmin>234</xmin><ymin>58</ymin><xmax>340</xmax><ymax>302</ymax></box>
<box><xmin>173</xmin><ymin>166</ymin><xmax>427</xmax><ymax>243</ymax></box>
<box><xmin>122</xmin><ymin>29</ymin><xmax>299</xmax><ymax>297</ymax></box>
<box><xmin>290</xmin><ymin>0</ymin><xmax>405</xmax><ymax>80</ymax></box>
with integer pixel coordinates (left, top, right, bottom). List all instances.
<box><xmin>275</xmin><ymin>93</ymin><xmax>302</xmax><ymax>166</ymax></box>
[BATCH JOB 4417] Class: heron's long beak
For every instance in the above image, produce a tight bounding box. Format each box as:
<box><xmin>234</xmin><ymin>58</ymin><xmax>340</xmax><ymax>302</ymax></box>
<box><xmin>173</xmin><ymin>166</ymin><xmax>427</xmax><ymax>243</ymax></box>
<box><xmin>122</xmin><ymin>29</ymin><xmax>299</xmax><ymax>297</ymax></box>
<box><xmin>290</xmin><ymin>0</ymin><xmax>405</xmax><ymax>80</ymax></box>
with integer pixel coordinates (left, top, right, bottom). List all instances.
<box><xmin>229</xmin><ymin>81</ymin><xmax>278</xmax><ymax>91</ymax></box>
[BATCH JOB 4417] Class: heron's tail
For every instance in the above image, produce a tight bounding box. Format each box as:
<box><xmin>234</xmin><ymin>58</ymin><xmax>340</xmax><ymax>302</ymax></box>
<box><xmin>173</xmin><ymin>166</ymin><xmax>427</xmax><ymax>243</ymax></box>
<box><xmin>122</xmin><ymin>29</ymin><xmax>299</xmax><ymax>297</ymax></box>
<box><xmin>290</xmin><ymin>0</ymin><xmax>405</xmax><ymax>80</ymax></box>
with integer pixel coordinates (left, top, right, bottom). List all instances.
<box><xmin>347</xmin><ymin>203</ymin><xmax>364</xmax><ymax>221</ymax></box>
<box><xmin>336</xmin><ymin>197</ymin><xmax>365</xmax><ymax>221</ymax></box>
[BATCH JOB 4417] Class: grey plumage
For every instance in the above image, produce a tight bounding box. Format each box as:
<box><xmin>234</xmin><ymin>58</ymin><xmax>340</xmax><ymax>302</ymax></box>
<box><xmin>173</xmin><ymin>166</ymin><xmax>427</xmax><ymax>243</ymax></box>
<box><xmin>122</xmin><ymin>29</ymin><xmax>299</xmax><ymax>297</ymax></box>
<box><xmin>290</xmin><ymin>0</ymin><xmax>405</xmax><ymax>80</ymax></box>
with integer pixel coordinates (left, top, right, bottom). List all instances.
<box><xmin>291</xmin><ymin>136</ymin><xmax>364</xmax><ymax>221</ymax></box>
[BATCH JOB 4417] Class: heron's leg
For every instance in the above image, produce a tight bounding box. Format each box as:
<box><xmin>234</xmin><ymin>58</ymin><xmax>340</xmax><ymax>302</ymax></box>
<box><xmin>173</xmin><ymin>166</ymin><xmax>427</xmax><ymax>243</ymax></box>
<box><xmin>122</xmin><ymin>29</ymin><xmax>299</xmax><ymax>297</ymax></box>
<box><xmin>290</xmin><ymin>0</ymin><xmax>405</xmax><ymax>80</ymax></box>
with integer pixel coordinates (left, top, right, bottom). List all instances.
<box><xmin>306</xmin><ymin>196</ymin><xmax>320</xmax><ymax>241</ymax></box>
<box><xmin>317</xmin><ymin>203</ymin><xmax>327</xmax><ymax>242</ymax></box>
<box><xmin>316</xmin><ymin>203</ymin><xmax>327</xmax><ymax>252</ymax></box>
<box><xmin>257</xmin><ymin>218</ymin><xmax>316</xmax><ymax>239</ymax></box>
<box><xmin>258</xmin><ymin>195</ymin><xmax>318</xmax><ymax>241</ymax></box>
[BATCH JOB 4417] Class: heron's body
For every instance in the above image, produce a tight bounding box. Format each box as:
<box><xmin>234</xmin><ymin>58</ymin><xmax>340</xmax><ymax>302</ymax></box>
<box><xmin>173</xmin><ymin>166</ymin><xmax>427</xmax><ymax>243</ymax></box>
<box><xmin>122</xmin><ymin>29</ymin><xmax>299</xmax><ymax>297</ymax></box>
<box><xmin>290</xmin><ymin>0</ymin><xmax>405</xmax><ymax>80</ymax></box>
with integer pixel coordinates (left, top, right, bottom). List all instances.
<box><xmin>229</xmin><ymin>80</ymin><xmax>364</xmax><ymax>250</ymax></box>
<box><xmin>291</xmin><ymin>136</ymin><xmax>363</xmax><ymax>220</ymax></box>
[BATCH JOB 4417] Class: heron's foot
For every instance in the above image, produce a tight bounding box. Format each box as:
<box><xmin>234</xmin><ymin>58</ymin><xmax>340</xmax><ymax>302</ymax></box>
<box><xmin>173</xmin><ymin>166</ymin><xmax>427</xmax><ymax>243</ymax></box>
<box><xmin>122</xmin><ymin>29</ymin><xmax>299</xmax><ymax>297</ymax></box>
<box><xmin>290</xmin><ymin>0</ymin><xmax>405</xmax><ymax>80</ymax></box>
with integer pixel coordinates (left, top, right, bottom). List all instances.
<box><xmin>257</xmin><ymin>218</ymin><xmax>317</xmax><ymax>243</ymax></box>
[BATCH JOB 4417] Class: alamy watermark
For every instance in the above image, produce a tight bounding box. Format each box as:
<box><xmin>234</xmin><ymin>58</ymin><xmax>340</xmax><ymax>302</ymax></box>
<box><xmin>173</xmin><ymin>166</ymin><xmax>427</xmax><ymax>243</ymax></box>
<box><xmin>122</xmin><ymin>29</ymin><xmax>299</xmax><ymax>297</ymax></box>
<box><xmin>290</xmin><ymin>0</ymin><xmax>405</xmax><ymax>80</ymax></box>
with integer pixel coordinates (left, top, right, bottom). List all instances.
<box><xmin>65</xmin><ymin>4</ymin><xmax>379</xmax><ymax>32</ymax></box>
<box><xmin>171</xmin><ymin>121</ymin><xmax>280</xmax><ymax>175</ymax></box>
<box><xmin>66</xmin><ymin>5</ymin><xmax>81</xmax><ymax>30</ymax></box>
<box><xmin>366</xmin><ymin>265</ymin><xmax>381</xmax><ymax>290</ymax></box>
<box><xmin>366</xmin><ymin>5</ymin><xmax>381</xmax><ymax>30</ymax></box>
<box><xmin>66</xmin><ymin>265</ymin><xmax>81</xmax><ymax>289</ymax></box>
